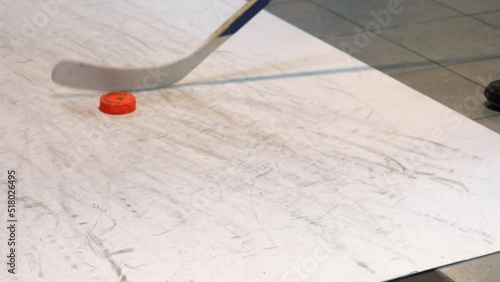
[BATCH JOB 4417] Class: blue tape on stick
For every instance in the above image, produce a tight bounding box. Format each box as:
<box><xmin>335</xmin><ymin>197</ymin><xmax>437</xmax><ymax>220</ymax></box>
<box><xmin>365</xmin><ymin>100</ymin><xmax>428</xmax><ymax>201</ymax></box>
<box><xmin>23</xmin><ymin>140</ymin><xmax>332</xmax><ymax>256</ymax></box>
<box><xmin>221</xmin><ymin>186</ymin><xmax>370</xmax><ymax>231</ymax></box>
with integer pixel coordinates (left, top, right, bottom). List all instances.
<box><xmin>219</xmin><ymin>0</ymin><xmax>271</xmax><ymax>37</ymax></box>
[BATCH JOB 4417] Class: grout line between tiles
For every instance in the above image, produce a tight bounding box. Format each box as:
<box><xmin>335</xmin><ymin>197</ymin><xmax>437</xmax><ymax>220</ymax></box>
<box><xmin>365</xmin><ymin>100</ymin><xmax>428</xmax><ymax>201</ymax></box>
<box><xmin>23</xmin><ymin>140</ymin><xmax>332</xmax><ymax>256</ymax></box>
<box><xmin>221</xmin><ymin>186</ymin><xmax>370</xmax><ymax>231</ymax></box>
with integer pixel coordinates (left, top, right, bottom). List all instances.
<box><xmin>468</xmin><ymin>15</ymin><xmax>500</xmax><ymax>31</ymax></box>
<box><xmin>469</xmin><ymin>7</ymin><xmax>500</xmax><ymax>16</ymax></box>
<box><xmin>429</xmin><ymin>0</ymin><xmax>468</xmax><ymax>16</ymax></box>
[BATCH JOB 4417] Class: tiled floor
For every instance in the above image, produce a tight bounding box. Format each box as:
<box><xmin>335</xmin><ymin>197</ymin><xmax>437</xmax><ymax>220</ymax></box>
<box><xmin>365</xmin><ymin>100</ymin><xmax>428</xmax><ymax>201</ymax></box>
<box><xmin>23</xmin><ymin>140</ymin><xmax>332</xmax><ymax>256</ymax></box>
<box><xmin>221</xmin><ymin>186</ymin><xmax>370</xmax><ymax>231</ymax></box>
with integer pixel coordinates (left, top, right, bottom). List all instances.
<box><xmin>265</xmin><ymin>0</ymin><xmax>500</xmax><ymax>281</ymax></box>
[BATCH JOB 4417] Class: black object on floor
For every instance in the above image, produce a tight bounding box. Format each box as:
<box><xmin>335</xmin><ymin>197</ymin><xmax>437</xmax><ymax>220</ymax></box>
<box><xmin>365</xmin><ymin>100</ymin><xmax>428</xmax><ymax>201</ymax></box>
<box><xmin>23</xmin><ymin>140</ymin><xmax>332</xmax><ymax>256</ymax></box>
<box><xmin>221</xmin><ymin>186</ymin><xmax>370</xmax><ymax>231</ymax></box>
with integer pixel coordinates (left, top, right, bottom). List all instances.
<box><xmin>485</xmin><ymin>80</ymin><xmax>500</xmax><ymax>110</ymax></box>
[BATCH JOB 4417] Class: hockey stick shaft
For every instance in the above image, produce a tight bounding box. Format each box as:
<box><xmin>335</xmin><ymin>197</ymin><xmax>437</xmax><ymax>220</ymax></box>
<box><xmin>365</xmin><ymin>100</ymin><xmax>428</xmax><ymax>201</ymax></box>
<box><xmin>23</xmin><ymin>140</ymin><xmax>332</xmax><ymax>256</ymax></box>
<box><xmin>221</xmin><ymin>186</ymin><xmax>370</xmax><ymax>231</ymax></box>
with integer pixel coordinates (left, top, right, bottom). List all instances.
<box><xmin>52</xmin><ymin>0</ymin><xmax>272</xmax><ymax>91</ymax></box>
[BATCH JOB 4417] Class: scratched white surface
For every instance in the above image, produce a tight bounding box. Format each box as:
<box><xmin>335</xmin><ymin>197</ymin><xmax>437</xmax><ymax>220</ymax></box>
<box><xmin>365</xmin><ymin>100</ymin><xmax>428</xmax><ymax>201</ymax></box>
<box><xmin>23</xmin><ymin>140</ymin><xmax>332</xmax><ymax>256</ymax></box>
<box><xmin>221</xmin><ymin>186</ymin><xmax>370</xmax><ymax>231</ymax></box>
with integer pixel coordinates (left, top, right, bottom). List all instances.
<box><xmin>1</xmin><ymin>1</ymin><xmax>500</xmax><ymax>281</ymax></box>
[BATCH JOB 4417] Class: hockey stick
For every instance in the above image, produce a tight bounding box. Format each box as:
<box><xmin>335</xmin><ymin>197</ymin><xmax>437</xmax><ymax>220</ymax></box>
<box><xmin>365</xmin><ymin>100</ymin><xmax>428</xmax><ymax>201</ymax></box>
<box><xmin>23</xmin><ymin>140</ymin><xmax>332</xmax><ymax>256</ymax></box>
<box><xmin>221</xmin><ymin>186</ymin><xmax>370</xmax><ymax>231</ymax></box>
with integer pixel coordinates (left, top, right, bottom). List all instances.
<box><xmin>52</xmin><ymin>0</ymin><xmax>272</xmax><ymax>91</ymax></box>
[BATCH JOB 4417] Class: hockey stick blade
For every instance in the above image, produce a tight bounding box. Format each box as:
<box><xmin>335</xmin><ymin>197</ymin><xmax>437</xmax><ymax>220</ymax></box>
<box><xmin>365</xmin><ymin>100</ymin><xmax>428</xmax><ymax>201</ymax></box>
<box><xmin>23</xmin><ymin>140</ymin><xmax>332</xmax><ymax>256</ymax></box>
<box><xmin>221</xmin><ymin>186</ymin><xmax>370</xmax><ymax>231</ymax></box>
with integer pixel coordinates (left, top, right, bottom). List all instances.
<box><xmin>52</xmin><ymin>0</ymin><xmax>272</xmax><ymax>91</ymax></box>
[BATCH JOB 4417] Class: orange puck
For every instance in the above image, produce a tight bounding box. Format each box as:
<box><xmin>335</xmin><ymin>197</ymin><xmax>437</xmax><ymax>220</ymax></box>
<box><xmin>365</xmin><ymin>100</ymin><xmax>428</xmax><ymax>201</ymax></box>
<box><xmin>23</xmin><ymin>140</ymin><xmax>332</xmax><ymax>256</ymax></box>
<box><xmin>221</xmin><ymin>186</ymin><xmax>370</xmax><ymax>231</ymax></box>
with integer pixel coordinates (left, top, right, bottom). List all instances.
<box><xmin>99</xmin><ymin>92</ymin><xmax>136</xmax><ymax>115</ymax></box>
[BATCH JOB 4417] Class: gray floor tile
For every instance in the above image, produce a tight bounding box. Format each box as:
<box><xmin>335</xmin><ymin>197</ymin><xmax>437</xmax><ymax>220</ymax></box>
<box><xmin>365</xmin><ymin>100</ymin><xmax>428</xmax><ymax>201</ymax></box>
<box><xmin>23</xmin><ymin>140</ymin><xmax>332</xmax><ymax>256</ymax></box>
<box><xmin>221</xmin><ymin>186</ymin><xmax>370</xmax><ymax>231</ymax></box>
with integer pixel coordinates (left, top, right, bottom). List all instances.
<box><xmin>324</xmin><ymin>32</ymin><xmax>437</xmax><ymax>75</ymax></box>
<box><xmin>438</xmin><ymin>253</ymin><xmax>500</xmax><ymax>282</ymax></box>
<box><xmin>435</xmin><ymin>0</ymin><xmax>500</xmax><ymax>15</ymax></box>
<box><xmin>475</xmin><ymin>115</ymin><xmax>500</xmax><ymax>133</ymax></box>
<box><xmin>393</xmin><ymin>67</ymin><xmax>499</xmax><ymax>119</ymax></box>
<box><xmin>380</xmin><ymin>16</ymin><xmax>500</xmax><ymax>66</ymax></box>
<box><xmin>474</xmin><ymin>10</ymin><xmax>500</xmax><ymax>28</ymax></box>
<box><xmin>312</xmin><ymin>0</ymin><xmax>460</xmax><ymax>29</ymax></box>
<box><xmin>448</xmin><ymin>57</ymin><xmax>500</xmax><ymax>87</ymax></box>
<box><xmin>390</xmin><ymin>271</ymin><xmax>451</xmax><ymax>282</ymax></box>
<box><xmin>266</xmin><ymin>1</ymin><xmax>359</xmax><ymax>37</ymax></box>
<box><xmin>268</xmin><ymin>0</ymin><xmax>304</xmax><ymax>6</ymax></box>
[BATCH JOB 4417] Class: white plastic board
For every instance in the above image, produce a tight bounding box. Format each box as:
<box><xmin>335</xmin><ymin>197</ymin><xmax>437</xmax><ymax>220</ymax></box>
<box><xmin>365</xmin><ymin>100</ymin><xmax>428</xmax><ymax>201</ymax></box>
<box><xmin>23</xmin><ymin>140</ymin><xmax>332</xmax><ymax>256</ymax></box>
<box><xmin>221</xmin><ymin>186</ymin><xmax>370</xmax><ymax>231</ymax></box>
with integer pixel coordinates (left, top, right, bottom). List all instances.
<box><xmin>1</xmin><ymin>1</ymin><xmax>500</xmax><ymax>281</ymax></box>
